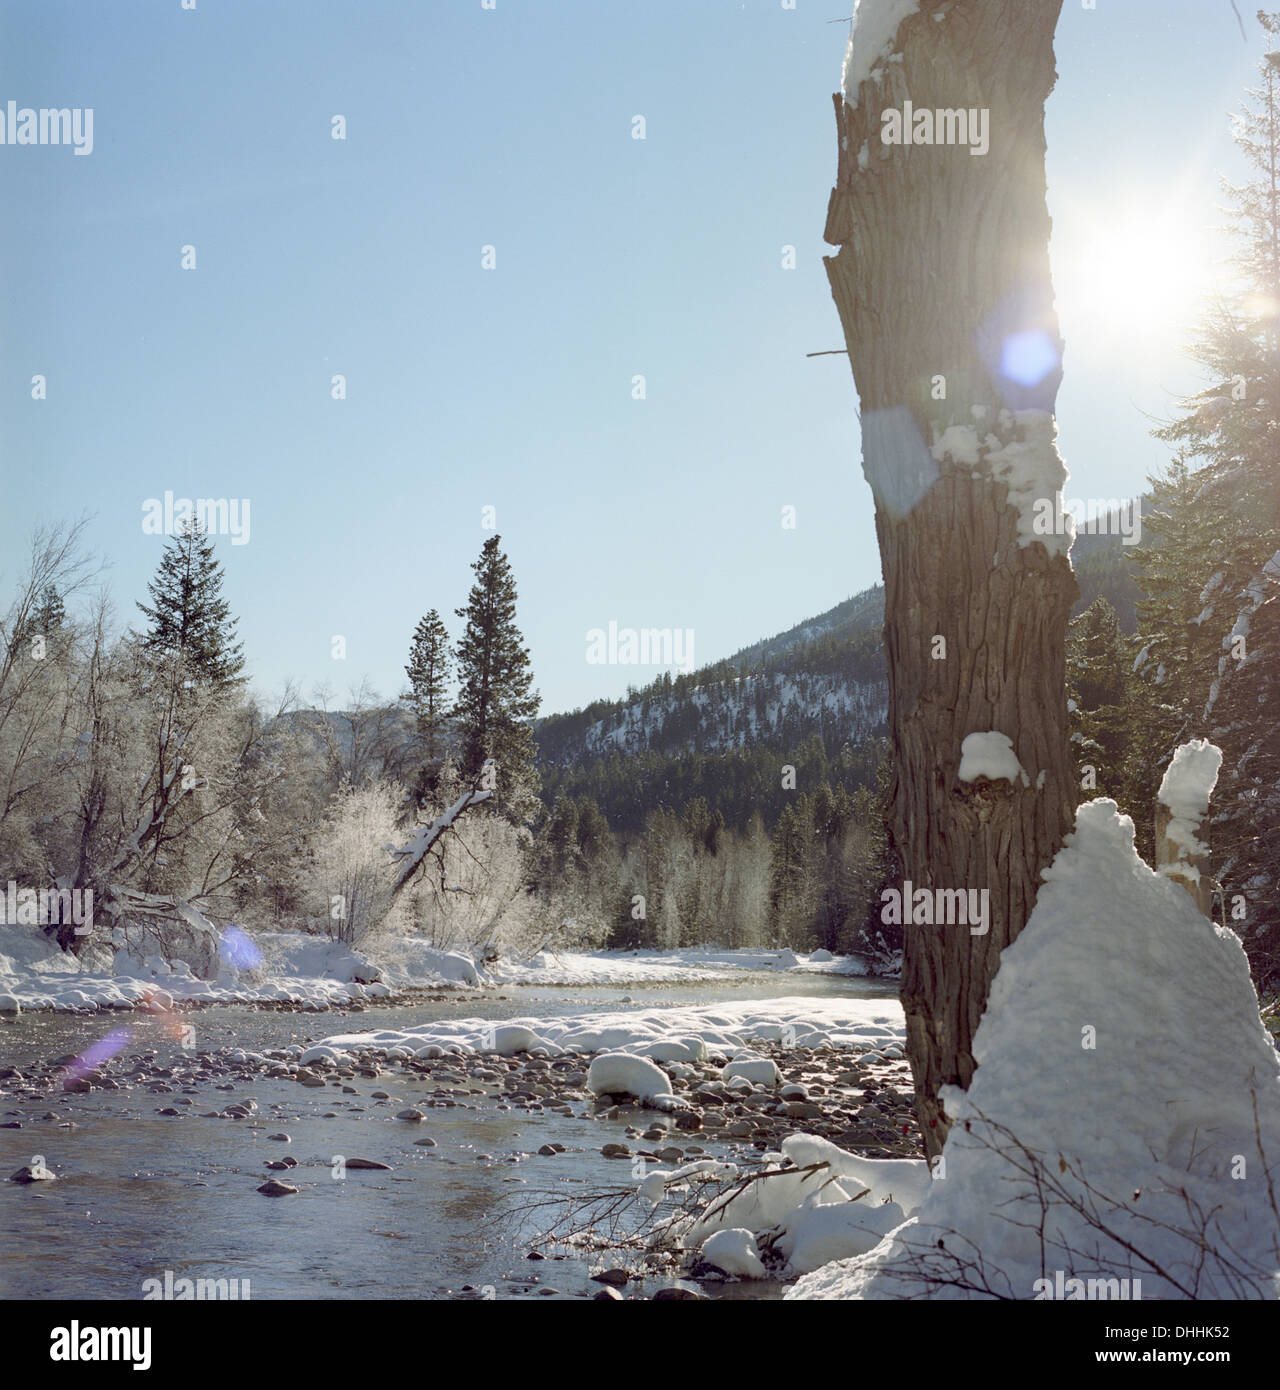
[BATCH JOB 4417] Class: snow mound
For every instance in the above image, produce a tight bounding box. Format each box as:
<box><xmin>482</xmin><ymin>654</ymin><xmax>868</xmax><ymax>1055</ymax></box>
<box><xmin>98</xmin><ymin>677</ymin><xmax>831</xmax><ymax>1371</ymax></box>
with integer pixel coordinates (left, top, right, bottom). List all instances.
<box><xmin>958</xmin><ymin>731</ymin><xmax>1026</xmax><ymax>785</ymax></box>
<box><xmin>488</xmin><ymin>1025</ymin><xmax>557</xmax><ymax>1057</ymax></box>
<box><xmin>723</xmin><ymin>1058</ymin><xmax>780</xmax><ymax>1087</ymax></box>
<box><xmin>1157</xmin><ymin>738</ymin><xmax>1222</xmax><ymax>860</ymax></box>
<box><xmin>789</xmin><ymin>800</ymin><xmax>1280</xmax><ymax>1300</ymax></box>
<box><xmin>587</xmin><ymin>1053</ymin><xmax>684</xmax><ymax>1109</ymax></box>
<box><xmin>701</xmin><ymin>1229</ymin><xmax>768</xmax><ymax>1280</ymax></box>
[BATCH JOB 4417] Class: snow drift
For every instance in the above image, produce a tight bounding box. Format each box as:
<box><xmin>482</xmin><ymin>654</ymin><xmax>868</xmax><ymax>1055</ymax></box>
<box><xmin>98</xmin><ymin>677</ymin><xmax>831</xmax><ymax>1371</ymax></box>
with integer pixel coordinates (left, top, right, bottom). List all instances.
<box><xmin>789</xmin><ymin>799</ymin><xmax>1280</xmax><ymax>1299</ymax></box>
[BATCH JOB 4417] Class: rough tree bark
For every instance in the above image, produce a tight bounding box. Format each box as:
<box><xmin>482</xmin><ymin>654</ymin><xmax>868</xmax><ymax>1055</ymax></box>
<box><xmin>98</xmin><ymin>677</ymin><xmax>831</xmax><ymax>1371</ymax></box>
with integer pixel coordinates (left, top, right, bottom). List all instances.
<box><xmin>823</xmin><ymin>0</ymin><xmax>1078</xmax><ymax>1157</ymax></box>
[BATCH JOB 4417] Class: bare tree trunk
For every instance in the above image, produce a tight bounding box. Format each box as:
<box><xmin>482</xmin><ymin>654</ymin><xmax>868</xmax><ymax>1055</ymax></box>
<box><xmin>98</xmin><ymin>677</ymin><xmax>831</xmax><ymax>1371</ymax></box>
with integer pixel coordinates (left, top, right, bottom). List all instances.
<box><xmin>823</xmin><ymin>0</ymin><xmax>1077</xmax><ymax>1156</ymax></box>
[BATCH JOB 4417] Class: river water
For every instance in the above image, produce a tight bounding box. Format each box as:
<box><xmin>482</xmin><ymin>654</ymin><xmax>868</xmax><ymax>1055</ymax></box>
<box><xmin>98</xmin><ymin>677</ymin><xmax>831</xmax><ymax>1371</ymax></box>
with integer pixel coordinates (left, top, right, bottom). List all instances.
<box><xmin>0</xmin><ymin>974</ymin><xmax>896</xmax><ymax>1301</ymax></box>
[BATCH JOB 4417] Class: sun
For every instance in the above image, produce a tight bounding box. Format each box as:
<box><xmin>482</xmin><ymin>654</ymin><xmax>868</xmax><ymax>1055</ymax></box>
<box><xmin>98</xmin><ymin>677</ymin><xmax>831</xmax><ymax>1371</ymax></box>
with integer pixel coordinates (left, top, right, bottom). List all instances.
<box><xmin>1051</xmin><ymin>199</ymin><xmax>1224</xmax><ymax>352</ymax></box>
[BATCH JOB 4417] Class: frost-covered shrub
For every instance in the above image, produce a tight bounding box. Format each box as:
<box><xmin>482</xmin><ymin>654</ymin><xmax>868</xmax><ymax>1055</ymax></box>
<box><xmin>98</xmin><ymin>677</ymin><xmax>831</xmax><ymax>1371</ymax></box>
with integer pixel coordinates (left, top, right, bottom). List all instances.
<box><xmin>310</xmin><ymin>778</ymin><xmax>410</xmax><ymax>945</ymax></box>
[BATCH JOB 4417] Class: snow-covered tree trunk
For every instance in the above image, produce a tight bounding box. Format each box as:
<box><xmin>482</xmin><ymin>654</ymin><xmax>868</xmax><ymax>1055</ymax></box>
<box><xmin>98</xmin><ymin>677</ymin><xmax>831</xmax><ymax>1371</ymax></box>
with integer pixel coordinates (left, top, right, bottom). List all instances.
<box><xmin>824</xmin><ymin>0</ymin><xmax>1077</xmax><ymax>1156</ymax></box>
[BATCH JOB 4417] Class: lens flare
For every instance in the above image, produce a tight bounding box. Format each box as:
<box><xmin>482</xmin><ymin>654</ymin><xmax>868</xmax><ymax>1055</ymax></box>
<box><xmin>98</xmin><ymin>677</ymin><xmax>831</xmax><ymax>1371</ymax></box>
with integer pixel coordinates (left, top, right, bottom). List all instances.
<box><xmin>999</xmin><ymin>329</ymin><xmax>1060</xmax><ymax>387</ymax></box>
<box><xmin>61</xmin><ymin>1027</ymin><xmax>131</xmax><ymax>1086</ymax></box>
<box><xmin>221</xmin><ymin>924</ymin><xmax>262</xmax><ymax>970</ymax></box>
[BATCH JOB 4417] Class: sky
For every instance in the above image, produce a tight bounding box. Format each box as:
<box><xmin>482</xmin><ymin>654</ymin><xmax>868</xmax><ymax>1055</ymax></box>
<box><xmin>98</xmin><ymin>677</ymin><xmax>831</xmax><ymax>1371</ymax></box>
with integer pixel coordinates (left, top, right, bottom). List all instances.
<box><xmin>0</xmin><ymin>0</ymin><xmax>1265</xmax><ymax>716</ymax></box>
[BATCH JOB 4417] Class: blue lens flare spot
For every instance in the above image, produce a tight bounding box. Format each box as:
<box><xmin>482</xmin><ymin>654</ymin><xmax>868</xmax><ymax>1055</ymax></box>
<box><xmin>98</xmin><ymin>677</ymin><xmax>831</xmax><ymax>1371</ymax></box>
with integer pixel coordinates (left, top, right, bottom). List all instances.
<box><xmin>999</xmin><ymin>330</ymin><xmax>1059</xmax><ymax>387</ymax></box>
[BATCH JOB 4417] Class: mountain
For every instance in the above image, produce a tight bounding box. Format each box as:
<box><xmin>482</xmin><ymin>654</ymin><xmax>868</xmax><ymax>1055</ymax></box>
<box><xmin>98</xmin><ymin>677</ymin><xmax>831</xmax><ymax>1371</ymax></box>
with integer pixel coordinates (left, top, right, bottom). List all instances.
<box><xmin>533</xmin><ymin>516</ymin><xmax>1143</xmax><ymax>832</ymax></box>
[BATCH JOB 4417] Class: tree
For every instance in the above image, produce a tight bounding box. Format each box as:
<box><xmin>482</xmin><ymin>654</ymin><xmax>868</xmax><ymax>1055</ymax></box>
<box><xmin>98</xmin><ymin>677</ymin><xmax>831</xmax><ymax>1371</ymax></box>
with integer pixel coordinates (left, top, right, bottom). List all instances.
<box><xmin>823</xmin><ymin>0</ymin><xmax>1077</xmax><ymax>1155</ymax></box>
<box><xmin>403</xmin><ymin>608</ymin><xmax>453</xmax><ymax>786</ymax></box>
<box><xmin>1143</xmin><ymin>19</ymin><xmax>1280</xmax><ymax>989</ymax></box>
<box><xmin>135</xmin><ymin>521</ymin><xmax>244</xmax><ymax>690</ymax></box>
<box><xmin>453</xmin><ymin>535</ymin><xmax>540</xmax><ymax>818</ymax></box>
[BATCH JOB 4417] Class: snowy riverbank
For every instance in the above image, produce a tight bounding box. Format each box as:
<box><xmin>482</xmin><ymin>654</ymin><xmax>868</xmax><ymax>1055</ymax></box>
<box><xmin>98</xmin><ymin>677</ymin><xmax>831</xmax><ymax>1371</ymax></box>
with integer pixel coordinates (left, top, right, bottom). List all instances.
<box><xmin>0</xmin><ymin>925</ymin><xmax>885</xmax><ymax>1014</ymax></box>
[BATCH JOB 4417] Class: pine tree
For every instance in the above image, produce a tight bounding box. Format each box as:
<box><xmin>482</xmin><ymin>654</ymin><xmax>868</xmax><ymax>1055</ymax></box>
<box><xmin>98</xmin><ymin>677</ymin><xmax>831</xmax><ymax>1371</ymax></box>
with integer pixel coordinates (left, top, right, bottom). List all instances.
<box><xmin>136</xmin><ymin>521</ymin><xmax>244</xmax><ymax>689</ymax></box>
<box><xmin>403</xmin><ymin>609</ymin><xmax>453</xmax><ymax>784</ymax></box>
<box><xmin>8</xmin><ymin>583</ymin><xmax>67</xmax><ymax>656</ymax></box>
<box><xmin>452</xmin><ymin>535</ymin><xmax>540</xmax><ymax>817</ymax></box>
<box><xmin>1140</xmin><ymin>20</ymin><xmax>1280</xmax><ymax>989</ymax></box>
<box><xmin>1208</xmin><ymin>567</ymin><xmax>1280</xmax><ymax>990</ymax></box>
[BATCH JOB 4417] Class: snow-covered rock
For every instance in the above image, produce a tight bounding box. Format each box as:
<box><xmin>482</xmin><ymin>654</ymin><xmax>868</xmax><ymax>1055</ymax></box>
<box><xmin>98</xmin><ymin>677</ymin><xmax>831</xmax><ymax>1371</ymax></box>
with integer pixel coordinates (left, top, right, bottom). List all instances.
<box><xmin>587</xmin><ymin>1053</ymin><xmax>684</xmax><ymax>1109</ymax></box>
<box><xmin>700</xmin><ymin>1229</ymin><xmax>768</xmax><ymax>1279</ymax></box>
<box><xmin>722</xmin><ymin>1058</ymin><xmax>780</xmax><ymax>1087</ymax></box>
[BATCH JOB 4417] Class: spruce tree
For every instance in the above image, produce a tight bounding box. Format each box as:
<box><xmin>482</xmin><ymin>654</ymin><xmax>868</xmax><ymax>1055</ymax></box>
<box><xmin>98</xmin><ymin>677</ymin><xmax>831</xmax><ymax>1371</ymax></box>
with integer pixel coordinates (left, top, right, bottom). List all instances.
<box><xmin>403</xmin><ymin>608</ymin><xmax>453</xmax><ymax>780</ymax></box>
<box><xmin>1141</xmin><ymin>20</ymin><xmax>1280</xmax><ymax>988</ymax></box>
<box><xmin>452</xmin><ymin>535</ymin><xmax>540</xmax><ymax>817</ymax></box>
<box><xmin>1208</xmin><ymin>575</ymin><xmax>1280</xmax><ymax>991</ymax></box>
<box><xmin>136</xmin><ymin>521</ymin><xmax>244</xmax><ymax>689</ymax></box>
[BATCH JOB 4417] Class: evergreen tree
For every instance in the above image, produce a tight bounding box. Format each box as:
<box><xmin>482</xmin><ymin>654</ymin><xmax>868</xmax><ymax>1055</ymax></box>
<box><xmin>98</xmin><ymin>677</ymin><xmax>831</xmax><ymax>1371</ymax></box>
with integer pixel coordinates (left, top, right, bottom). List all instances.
<box><xmin>1138</xmin><ymin>20</ymin><xmax>1280</xmax><ymax>988</ymax></box>
<box><xmin>1208</xmin><ymin>568</ymin><xmax>1280</xmax><ymax>991</ymax></box>
<box><xmin>453</xmin><ymin>535</ymin><xmax>540</xmax><ymax>817</ymax></box>
<box><xmin>403</xmin><ymin>609</ymin><xmax>453</xmax><ymax>789</ymax></box>
<box><xmin>8</xmin><ymin>583</ymin><xmax>67</xmax><ymax>656</ymax></box>
<box><xmin>135</xmin><ymin>521</ymin><xmax>244</xmax><ymax>689</ymax></box>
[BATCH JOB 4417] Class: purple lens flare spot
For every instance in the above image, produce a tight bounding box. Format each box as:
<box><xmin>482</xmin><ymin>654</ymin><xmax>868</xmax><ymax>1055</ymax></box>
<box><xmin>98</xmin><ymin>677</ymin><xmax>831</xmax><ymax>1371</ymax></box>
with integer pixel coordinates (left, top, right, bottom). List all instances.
<box><xmin>221</xmin><ymin>924</ymin><xmax>262</xmax><ymax>970</ymax></box>
<box><xmin>62</xmin><ymin>1027</ymin><xmax>131</xmax><ymax>1085</ymax></box>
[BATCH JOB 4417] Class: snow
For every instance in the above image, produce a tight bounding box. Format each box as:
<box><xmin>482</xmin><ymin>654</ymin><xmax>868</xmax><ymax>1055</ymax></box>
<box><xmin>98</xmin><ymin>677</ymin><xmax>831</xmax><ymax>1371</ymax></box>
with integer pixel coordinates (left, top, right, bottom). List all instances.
<box><xmin>926</xmin><ymin>412</ymin><xmax>1070</xmax><ymax>555</ymax></box>
<box><xmin>0</xmin><ymin>924</ymin><xmax>476</xmax><ymax>1012</ymax></box>
<box><xmin>930</xmin><ymin>424</ymin><xmax>982</xmax><ymax>468</ymax></box>
<box><xmin>722</xmin><ymin>1057</ymin><xmax>780</xmax><ymax>1087</ymax></box>
<box><xmin>780</xmin><ymin>1133</ymin><xmax>930</xmax><ymax>1215</ymax></box>
<box><xmin>1158</xmin><ymin>738</ymin><xmax>1222</xmax><ymax>860</ymax></box>
<box><xmin>957</xmin><ymin>731</ymin><xmax>1026</xmax><ymax>785</ymax></box>
<box><xmin>788</xmin><ymin>799</ymin><xmax>1280</xmax><ymax>1300</ymax></box>
<box><xmin>587</xmin><ymin>1053</ymin><xmax>685</xmax><ymax>1110</ymax></box>
<box><xmin>0</xmin><ymin>925</ymin><xmax>881</xmax><ymax>1015</ymax></box>
<box><xmin>484</xmin><ymin>947</ymin><xmax>870</xmax><ymax>986</ymax></box>
<box><xmin>774</xmin><ymin>1193</ymin><xmax>909</xmax><ymax>1275</ymax></box>
<box><xmin>984</xmin><ymin>411</ymin><xmax>1071</xmax><ymax>555</ymax></box>
<box><xmin>308</xmin><ymin>995</ymin><xmax>905</xmax><ymax>1064</ymax></box>
<box><xmin>700</xmin><ymin>1229</ymin><xmax>768</xmax><ymax>1279</ymax></box>
<box><xmin>841</xmin><ymin>0</ymin><xmax>919</xmax><ymax>104</ymax></box>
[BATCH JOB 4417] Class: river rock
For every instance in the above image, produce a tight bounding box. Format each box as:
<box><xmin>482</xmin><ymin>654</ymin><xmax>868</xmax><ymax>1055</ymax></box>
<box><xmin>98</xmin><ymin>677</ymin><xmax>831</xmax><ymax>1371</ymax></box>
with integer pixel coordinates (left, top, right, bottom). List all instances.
<box><xmin>9</xmin><ymin>1163</ymin><xmax>56</xmax><ymax>1183</ymax></box>
<box><xmin>396</xmin><ymin>1108</ymin><xmax>425</xmax><ymax>1122</ymax></box>
<box><xmin>344</xmin><ymin>1158</ymin><xmax>392</xmax><ymax>1170</ymax></box>
<box><xmin>257</xmin><ymin>1179</ymin><xmax>298</xmax><ymax>1196</ymax></box>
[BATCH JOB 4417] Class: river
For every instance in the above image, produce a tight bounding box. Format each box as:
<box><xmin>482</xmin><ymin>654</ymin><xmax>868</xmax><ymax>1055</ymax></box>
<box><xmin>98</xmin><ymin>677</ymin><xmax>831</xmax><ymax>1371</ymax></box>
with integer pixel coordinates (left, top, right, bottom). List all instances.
<box><xmin>0</xmin><ymin>973</ymin><xmax>897</xmax><ymax>1301</ymax></box>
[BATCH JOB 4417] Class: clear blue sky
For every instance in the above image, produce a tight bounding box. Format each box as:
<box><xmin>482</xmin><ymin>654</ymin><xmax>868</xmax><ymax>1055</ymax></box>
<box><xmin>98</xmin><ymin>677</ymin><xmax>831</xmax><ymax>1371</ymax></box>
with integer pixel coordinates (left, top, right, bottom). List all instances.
<box><xmin>0</xmin><ymin>0</ymin><xmax>1262</xmax><ymax>715</ymax></box>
